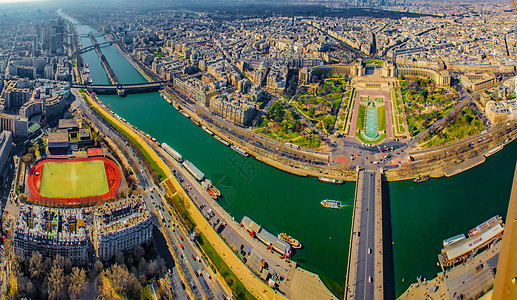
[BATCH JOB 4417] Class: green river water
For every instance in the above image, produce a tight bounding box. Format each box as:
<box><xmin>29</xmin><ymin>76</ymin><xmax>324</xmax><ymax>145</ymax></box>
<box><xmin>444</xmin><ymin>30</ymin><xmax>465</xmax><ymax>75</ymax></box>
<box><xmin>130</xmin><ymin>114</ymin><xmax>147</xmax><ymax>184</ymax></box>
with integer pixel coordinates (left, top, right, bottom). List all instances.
<box><xmin>68</xmin><ymin>15</ymin><xmax>517</xmax><ymax>297</ymax></box>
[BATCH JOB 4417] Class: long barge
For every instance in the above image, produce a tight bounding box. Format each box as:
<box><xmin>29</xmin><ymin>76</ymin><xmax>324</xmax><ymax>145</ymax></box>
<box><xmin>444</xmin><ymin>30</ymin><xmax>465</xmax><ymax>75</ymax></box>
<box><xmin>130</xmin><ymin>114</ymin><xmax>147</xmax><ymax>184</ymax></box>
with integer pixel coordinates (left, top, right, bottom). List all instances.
<box><xmin>202</xmin><ymin>126</ymin><xmax>214</xmax><ymax>136</ymax></box>
<box><xmin>214</xmin><ymin>135</ymin><xmax>230</xmax><ymax>146</ymax></box>
<box><xmin>182</xmin><ymin>160</ymin><xmax>205</xmax><ymax>181</ymax></box>
<box><xmin>240</xmin><ymin>216</ymin><xmax>292</xmax><ymax>256</ymax></box>
<box><xmin>180</xmin><ymin>111</ymin><xmax>190</xmax><ymax>118</ymax></box>
<box><xmin>231</xmin><ymin>145</ymin><xmax>249</xmax><ymax>157</ymax></box>
<box><xmin>161</xmin><ymin>143</ymin><xmax>183</xmax><ymax>162</ymax></box>
<box><xmin>484</xmin><ymin>145</ymin><xmax>503</xmax><ymax>157</ymax></box>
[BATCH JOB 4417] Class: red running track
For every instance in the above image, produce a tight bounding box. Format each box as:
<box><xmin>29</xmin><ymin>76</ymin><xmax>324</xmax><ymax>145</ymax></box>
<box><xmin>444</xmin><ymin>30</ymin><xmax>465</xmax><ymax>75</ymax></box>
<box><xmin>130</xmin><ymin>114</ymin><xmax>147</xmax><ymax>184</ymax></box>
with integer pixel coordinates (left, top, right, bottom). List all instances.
<box><xmin>27</xmin><ymin>156</ymin><xmax>121</xmax><ymax>207</ymax></box>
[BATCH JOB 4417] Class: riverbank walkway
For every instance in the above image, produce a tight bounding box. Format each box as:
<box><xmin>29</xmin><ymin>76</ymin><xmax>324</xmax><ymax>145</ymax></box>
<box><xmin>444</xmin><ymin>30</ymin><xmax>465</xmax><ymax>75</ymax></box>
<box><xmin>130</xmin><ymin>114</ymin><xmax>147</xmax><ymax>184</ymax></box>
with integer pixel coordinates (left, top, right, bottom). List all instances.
<box><xmin>345</xmin><ymin>169</ymin><xmax>384</xmax><ymax>300</ymax></box>
<box><xmin>81</xmin><ymin>91</ymin><xmax>285</xmax><ymax>300</ymax></box>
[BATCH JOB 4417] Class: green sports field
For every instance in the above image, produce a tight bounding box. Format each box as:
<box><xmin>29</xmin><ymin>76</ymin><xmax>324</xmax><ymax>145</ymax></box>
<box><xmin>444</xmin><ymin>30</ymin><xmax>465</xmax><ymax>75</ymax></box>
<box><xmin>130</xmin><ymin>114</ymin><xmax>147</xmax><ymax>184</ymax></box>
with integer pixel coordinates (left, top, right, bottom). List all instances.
<box><xmin>39</xmin><ymin>160</ymin><xmax>109</xmax><ymax>198</ymax></box>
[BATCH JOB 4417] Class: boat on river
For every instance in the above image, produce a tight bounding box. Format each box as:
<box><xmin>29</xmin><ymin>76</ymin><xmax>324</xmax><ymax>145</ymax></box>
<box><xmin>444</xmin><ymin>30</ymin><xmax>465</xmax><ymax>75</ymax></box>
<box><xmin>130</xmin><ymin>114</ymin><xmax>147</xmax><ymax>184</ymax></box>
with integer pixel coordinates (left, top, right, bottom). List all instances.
<box><xmin>191</xmin><ymin>118</ymin><xmax>200</xmax><ymax>126</ymax></box>
<box><xmin>202</xmin><ymin>179</ymin><xmax>221</xmax><ymax>199</ymax></box>
<box><xmin>206</xmin><ymin>188</ymin><xmax>217</xmax><ymax>200</ymax></box>
<box><xmin>180</xmin><ymin>111</ymin><xmax>190</xmax><ymax>118</ymax></box>
<box><xmin>321</xmin><ymin>199</ymin><xmax>342</xmax><ymax>209</ymax></box>
<box><xmin>214</xmin><ymin>135</ymin><xmax>230</xmax><ymax>146</ymax></box>
<box><xmin>413</xmin><ymin>175</ymin><xmax>430</xmax><ymax>183</ymax></box>
<box><xmin>205</xmin><ymin>179</ymin><xmax>221</xmax><ymax>197</ymax></box>
<box><xmin>278</xmin><ymin>233</ymin><xmax>302</xmax><ymax>249</ymax></box>
<box><xmin>161</xmin><ymin>143</ymin><xmax>183</xmax><ymax>162</ymax></box>
<box><xmin>468</xmin><ymin>215</ymin><xmax>502</xmax><ymax>237</ymax></box>
<box><xmin>318</xmin><ymin>177</ymin><xmax>344</xmax><ymax>184</ymax></box>
<box><xmin>485</xmin><ymin>145</ymin><xmax>502</xmax><ymax>157</ymax></box>
<box><xmin>202</xmin><ymin>126</ymin><xmax>213</xmax><ymax>135</ymax></box>
<box><xmin>231</xmin><ymin>145</ymin><xmax>249</xmax><ymax>157</ymax></box>
<box><xmin>442</xmin><ymin>234</ymin><xmax>466</xmax><ymax>248</ymax></box>
<box><xmin>182</xmin><ymin>160</ymin><xmax>204</xmax><ymax>181</ymax></box>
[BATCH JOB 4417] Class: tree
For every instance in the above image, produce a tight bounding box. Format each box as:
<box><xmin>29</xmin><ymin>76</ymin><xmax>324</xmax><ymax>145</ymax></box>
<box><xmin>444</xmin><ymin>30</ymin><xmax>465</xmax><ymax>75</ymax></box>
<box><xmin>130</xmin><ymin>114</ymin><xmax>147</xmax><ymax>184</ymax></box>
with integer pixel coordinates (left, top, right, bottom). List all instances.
<box><xmin>98</xmin><ymin>264</ymin><xmax>142</xmax><ymax>299</ymax></box>
<box><xmin>29</xmin><ymin>251</ymin><xmax>43</xmax><ymax>280</ymax></box>
<box><xmin>21</xmin><ymin>153</ymin><xmax>35</xmax><ymax>165</ymax></box>
<box><xmin>25</xmin><ymin>280</ymin><xmax>36</xmax><ymax>298</ymax></box>
<box><xmin>146</xmin><ymin>260</ymin><xmax>159</xmax><ymax>278</ymax></box>
<box><xmin>28</xmin><ymin>146</ymin><xmax>37</xmax><ymax>155</ymax></box>
<box><xmin>48</xmin><ymin>264</ymin><xmax>64</xmax><ymax>300</ymax></box>
<box><xmin>19</xmin><ymin>193</ymin><xmax>28</xmax><ymax>202</ymax></box>
<box><xmin>115</xmin><ymin>251</ymin><xmax>125</xmax><ymax>265</ymax></box>
<box><xmin>10</xmin><ymin>255</ymin><xmax>22</xmax><ymax>278</ymax></box>
<box><xmin>53</xmin><ymin>255</ymin><xmax>66</xmax><ymax>270</ymax></box>
<box><xmin>69</xmin><ymin>267</ymin><xmax>87</xmax><ymax>300</ymax></box>
<box><xmin>94</xmin><ymin>260</ymin><xmax>104</xmax><ymax>275</ymax></box>
<box><xmin>158</xmin><ymin>278</ymin><xmax>172</xmax><ymax>299</ymax></box>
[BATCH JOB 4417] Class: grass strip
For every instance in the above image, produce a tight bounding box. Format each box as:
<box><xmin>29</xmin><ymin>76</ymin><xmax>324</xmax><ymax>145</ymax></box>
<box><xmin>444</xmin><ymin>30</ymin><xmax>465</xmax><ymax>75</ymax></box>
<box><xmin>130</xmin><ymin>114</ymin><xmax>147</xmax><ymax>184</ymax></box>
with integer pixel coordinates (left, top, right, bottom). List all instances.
<box><xmin>378</xmin><ymin>106</ymin><xmax>386</xmax><ymax>132</ymax></box>
<box><xmin>357</xmin><ymin>105</ymin><xmax>366</xmax><ymax>131</ymax></box>
<box><xmin>82</xmin><ymin>92</ymin><xmax>166</xmax><ymax>181</ymax></box>
<box><xmin>165</xmin><ymin>194</ymin><xmax>195</xmax><ymax>231</ymax></box>
<box><xmin>197</xmin><ymin>232</ymin><xmax>256</xmax><ymax>300</ymax></box>
<box><xmin>355</xmin><ymin>132</ymin><xmax>386</xmax><ymax>144</ymax></box>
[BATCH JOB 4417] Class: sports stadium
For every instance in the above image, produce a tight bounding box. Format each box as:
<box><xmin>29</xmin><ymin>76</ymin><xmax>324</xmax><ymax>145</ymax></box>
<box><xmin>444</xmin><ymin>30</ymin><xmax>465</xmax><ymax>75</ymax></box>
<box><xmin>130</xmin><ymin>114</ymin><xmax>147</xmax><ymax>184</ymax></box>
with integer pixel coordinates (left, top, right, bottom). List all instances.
<box><xmin>27</xmin><ymin>155</ymin><xmax>122</xmax><ymax>207</ymax></box>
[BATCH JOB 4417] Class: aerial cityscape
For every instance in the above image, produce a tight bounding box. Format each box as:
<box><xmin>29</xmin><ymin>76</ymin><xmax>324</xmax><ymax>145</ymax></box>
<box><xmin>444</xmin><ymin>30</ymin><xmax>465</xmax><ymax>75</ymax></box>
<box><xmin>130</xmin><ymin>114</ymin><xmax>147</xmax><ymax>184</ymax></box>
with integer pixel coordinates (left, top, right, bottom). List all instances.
<box><xmin>0</xmin><ymin>0</ymin><xmax>516</xmax><ymax>299</ymax></box>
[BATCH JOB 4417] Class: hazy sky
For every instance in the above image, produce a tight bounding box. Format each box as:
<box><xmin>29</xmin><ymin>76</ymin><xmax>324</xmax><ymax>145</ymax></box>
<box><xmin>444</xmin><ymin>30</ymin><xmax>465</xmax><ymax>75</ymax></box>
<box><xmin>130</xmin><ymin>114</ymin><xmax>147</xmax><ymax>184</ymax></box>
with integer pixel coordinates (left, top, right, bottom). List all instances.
<box><xmin>0</xmin><ymin>0</ymin><xmax>48</xmax><ymax>3</ymax></box>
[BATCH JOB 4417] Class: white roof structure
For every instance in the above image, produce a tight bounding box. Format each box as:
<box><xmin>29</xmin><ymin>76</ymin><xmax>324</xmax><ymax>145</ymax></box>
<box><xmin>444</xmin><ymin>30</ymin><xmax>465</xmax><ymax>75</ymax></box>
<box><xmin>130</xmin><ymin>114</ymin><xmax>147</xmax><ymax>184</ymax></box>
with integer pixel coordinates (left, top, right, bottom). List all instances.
<box><xmin>444</xmin><ymin>224</ymin><xmax>504</xmax><ymax>261</ymax></box>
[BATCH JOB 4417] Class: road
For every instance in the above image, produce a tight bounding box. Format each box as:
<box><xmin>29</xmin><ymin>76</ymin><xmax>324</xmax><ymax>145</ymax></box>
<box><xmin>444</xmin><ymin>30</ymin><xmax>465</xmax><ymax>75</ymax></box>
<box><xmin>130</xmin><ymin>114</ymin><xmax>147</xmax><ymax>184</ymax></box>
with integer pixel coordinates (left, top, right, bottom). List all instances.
<box><xmin>346</xmin><ymin>169</ymin><xmax>382</xmax><ymax>300</ymax></box>
<box><xmin>354</xmin><ymin>170</ymin><xmax>377</xmax><ymax>300</ymax></box>
<box><xmin>71</xmin><ymin>90</ymin><xmax>228</xmax><ymax>299</ymax></box>
<box><xmin>151</xmin><ymin>143</ymin><xmax>298</xmax><ymax>296</ymax></box>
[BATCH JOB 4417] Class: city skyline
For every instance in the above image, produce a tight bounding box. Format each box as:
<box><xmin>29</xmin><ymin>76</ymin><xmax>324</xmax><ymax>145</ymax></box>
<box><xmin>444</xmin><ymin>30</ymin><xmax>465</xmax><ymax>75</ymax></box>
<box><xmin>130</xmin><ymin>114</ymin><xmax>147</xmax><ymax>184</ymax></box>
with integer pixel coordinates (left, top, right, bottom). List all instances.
<box><xmin>0</xmin><ymin>1</ymin><xmax>515</xmax><ymax>299</ymax></box>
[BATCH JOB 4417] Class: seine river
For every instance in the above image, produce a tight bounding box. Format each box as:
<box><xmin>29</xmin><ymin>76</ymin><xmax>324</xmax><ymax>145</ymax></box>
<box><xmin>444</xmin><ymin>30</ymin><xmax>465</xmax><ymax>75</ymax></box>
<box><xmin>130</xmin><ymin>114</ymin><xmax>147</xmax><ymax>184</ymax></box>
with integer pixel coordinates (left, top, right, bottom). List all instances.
<box><xmin>68</xmin><ymin>15</ymin><xmax>517</xmax><ymax>297</ymax></box>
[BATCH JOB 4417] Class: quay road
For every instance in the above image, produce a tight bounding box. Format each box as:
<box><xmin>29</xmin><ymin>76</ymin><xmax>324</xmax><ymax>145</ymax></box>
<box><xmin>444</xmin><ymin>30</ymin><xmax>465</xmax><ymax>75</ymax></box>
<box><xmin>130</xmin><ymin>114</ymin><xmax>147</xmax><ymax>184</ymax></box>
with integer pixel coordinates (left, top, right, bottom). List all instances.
<box><xmin>147</xmin><ymin>135</ymin><xmax>337</xmax><ymax>300</ymax></box>
<box><xmin>71</xmin><ymin>89</ymin><xmax>228</xmax><ymax>299</ymax></box>
<box><xmin>345</xmin><ymin>169</ymin><xmax>383</xmax><ymax>300</ymax></box>
<box><xmin>79</xmin><ymin>87</ymin><xmax>288</xmax><ymax>300</ymax></box>
<box><xmin>163</xmin><ymin>89</ymin><xmax>333</xmax><ymax>171</ymax></box>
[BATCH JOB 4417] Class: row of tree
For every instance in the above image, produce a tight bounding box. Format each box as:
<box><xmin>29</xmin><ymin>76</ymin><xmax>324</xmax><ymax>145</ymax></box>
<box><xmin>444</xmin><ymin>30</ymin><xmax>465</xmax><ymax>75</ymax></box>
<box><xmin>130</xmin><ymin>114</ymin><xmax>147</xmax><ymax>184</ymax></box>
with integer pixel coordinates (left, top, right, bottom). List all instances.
<box><xmin>8</xmin><ymin>243</ymin><xmax>168</xmax><ymax>300</ymax></box>
<box><xmin>10</xmin><ymin>252</ymin><xmax>86</xmax><ymax>299</ymax></box>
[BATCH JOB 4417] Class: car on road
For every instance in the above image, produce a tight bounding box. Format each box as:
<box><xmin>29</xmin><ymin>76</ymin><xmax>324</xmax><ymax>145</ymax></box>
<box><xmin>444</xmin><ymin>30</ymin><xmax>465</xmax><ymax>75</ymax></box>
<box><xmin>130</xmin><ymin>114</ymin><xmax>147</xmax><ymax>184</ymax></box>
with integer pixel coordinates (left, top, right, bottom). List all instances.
<box><xmin>368</xmin><ymin>248</ymin><xmax>372</xmax><ymax>254</ymax></box>
<box><xmin>368</xmin><ymin>276</ymin><xmax>373</xmax><ymax>283</ymax></box>
<box><xmin>191</xmin><ymin>254</ymin><xmax>196</xmax><ymax>260</ymax></box>
<box><xmin>180</xmin><ymin>235</ymin><xmax>183</xmax><ymax>241</ymax></box>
